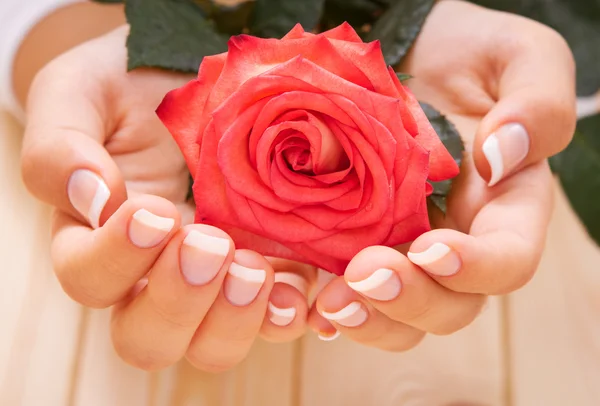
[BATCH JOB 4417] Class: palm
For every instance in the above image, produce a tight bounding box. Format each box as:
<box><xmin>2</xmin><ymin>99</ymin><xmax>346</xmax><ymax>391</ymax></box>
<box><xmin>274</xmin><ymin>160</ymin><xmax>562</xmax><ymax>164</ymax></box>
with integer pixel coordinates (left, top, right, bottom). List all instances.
<box><xmin>84</xmin><ymin>28</ymin><xmax>196</xmax><ymax>222</ymax></box>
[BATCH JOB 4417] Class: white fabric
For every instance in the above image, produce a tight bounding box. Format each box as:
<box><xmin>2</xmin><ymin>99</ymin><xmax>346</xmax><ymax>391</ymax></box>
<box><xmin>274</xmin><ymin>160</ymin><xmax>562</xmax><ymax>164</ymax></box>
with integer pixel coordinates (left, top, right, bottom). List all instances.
<box><xmin>0</xmin><ymin>0</ymin><xmax>84</xmax><ymax>122</ymax></box>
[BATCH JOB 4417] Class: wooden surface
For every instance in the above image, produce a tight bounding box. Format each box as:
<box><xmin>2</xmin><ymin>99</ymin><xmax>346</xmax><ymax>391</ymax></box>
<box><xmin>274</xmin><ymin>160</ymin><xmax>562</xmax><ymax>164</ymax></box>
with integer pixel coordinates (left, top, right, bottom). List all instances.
<box><xmin>1</xmin><ymin>110</ymin><xmax>598</xmax><ymax>405</ymax></box>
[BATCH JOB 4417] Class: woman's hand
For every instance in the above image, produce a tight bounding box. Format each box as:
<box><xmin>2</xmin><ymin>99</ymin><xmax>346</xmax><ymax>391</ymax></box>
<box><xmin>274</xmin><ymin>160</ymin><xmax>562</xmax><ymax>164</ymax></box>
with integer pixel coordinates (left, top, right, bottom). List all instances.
<box><xmin>20</xmin><ymin>26</ymin><xmax>313</xmax><ymax>372</ymax></box>
<box><xmin>309</xmin><ymin>0</ymin><xmax>576</xmax><ymax>348</ymax></box>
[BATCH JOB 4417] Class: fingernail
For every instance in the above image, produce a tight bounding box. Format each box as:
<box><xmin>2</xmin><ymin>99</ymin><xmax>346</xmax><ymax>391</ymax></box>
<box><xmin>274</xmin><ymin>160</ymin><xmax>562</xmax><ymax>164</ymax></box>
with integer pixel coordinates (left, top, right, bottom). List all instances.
<box><xmin>267</xmin><ymin>302</ymin><xmax>296</xmax><ymax>327</ymax></box>
<box><xmin>67</xmin><ymin>169</ymin><xmax>111</xmax><ymax>229</ymax></box>
<box><xmin>407</xmin><ymin>243</ymin><xmax>461</xmax><ymax>276</ymax></box>
<box><xmin>224</xmin><ymin>263</ymin><xmax>266</xmax><ymax>307</ymax></box>
<box><xmin>321</xmin><ymin>302</ymin><xmax>368</xmax><ymax>328</ymax></box>
<box><xmin>180</xmin><ymin>230</ymin><xmax>230</xmax><ymax>286</ymax></box>
<box><xmin>318</xmin><ymin>330</ymin><xmax>340</xmax><ymax>342</ymax></box>
<box><xmin>128</xmin><ymin>209</ymin><xmax>175</xmax><ymax>248</ymax></box>
<box><xmin>482</xmin><ymin>123</ymin><xmax>530</xmax><ymax>186</ymax></box>
<box><xmin>274</xmin><ymin>272</ymin><xmax>309</xmax><ymax>297</ymax></box>
<box><xmin>347</xmin><ymin>268</ymin><xmax>401</xmax><ymax>301</ymax></box>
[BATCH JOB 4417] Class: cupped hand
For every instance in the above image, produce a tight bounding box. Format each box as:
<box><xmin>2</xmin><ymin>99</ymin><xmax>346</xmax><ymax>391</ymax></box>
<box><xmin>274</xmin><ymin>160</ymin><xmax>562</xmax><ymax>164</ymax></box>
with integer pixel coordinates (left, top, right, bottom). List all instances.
<box><xmin>20</xmin><ymin>26</ymin><xmax>313</xmax><ymax>372</ymax></box>
<box><xmin>310</xmin><ymin>0</ymin><xmax>577</xmax><ymax>349</ymax></box>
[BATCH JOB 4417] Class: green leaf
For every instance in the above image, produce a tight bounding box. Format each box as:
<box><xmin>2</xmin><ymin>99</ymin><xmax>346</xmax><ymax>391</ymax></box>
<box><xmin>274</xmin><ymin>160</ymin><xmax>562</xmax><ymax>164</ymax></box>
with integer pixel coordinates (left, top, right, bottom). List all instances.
<box><xmin>366</xmin><ymin>0</ymin><xmax>435</xmax><ymax>66</ymax></box>
<box><xmin>469</xmin><ymin>0</ymin><xmax>600</xmax><ymax>96</ymax></box>
<box><xmin>91</xmin><ymin>0</ymin><xmax>123</xmax><ymax>3</ymax></box>
<box><xmin>552</xmin><ymin>113</ymin><xmax>600</xmax><ymax>245</ymax></box>
<box><xmin>250</xmin><ymin>0</ymin><xmax>325</xmax><ymax>38</ymax></box>
<box><xmin>125</xmin><ymin>0</ymin><xmax>228</xmax><ymax>73</ymax></box>
<box><xmin>321</xmin><ymin>0</ymin><xmax>386</xmax><ymax>36</ymax></box>
<box><xmin>396</xmin><ymin>72</ymin><xmax>412</xmax><ymax>82</ymax></box>
<box><xmin>419</xmin><ymin>102</ymin><xmax>464</xmax><ymax>214</ymax></box>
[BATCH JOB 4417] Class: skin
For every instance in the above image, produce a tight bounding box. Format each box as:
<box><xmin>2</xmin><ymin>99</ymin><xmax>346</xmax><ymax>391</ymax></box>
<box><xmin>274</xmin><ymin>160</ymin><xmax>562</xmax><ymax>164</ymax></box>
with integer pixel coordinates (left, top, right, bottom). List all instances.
<box><xmin>18</xmin><ymin>1</ymin><xmax>576</xmax><ymax>368</ymax></box>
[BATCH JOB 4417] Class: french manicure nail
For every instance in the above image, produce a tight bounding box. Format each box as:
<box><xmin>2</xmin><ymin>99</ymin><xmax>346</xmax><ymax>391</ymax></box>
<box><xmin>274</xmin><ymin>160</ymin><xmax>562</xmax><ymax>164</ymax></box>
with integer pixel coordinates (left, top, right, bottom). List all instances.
<box><xmin>482</xmin><ymin>123</ymin><xmax>530</xmax><ymax>186</ymax></box>
<box><xmin>181</xmin><ymin>230</ymin><xmax>230</xmax><ymax>286</ymax></box>
<box><xmin>128</xmin><ymin>209</ymin><xmax>175</xmax><ymax>248</ymax></box>
<box><xmin>347</xmin><ymin>268</ymin><xmax>401</xmax><ymax>301</ymax></box>
<box><xmin>321</xmin><ymin>302</ymin><xmax>368</xmax><ymax>328</ymax></box>
<box><xmin>318</xmin><ymin>330</ymin><xmax>340</xmax><ymax>342</ymax></box>
<box><xmin>224</xmin><ymin>263</ymin><xmax>266</xmax><ymax>307</ymax></box>
<box><xmin>267</xmin><ymin>302</ymin><xmax>296</xmax><ymax>327</ymax></box>
<box><xmin>67</xmin><ymin>169</ymin><xmax>111</xmax><ymax>229</ymax></box>
<box><xmin>407</xmin><ymin>243</ymin><xmax>461</xmax><ymax>276</ymax></box>
<box><xmin>274</xmin><ymin>272</ymin><xmax>309</xmax><ymax>297</ymax></box>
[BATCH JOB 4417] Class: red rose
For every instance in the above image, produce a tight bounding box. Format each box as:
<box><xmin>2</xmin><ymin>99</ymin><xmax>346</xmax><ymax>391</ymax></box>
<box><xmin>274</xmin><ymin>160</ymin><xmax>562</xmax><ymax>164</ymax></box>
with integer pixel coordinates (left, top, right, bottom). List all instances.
<box><xmin>157</xmin><ymin>23</ymin><xmax>459</xmax><ymax>275</ymax></box>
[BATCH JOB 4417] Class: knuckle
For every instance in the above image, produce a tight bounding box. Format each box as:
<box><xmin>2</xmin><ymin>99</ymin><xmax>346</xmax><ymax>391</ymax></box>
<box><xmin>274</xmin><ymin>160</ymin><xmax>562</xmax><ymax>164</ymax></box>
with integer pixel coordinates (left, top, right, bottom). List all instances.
<box><xmin>20</xmin><ymin>140</ymin><xmax>47</xmax><ymax>196</ymax></box>
<box><xmin>58</xmin><ymin>272</ymin><xmax>114</xmax><ymax>309</ymax></box>
<box><xmin>53</xmin><ymin>253</ymin><xmax>120</xmax><ymax>309</ymax></box>
<box><xmin>185</xmin><ymin>352</ymin><xmax>240</xmax><ymax>374</ymax></box>
<box><xmin>112</xmin><ymin>332</ymin><xmax>173</xmax><ymax>371</ymax></box>
<box><xmin>430</xmin><ymin>296</ymin><xmax>488</xmax><ymax>336</ymax></box>
<box><xmin>147</xmin><ymin>288</ymin><xmax>201</xmax><ymax>330</ymax></box>
<box><xmin>393</xmin><ymin>292</ymin><xmax>435</xmax><ymax>324</ymax></box>
<box><xmin>383</xmin><ymin>331</ymin><xmax>426</xmax><ymax>353</ymax></box>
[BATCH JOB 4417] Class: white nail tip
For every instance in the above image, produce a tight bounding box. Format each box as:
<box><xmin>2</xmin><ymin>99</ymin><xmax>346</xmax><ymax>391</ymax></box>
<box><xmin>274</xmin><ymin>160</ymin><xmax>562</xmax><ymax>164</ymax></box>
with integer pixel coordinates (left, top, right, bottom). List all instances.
<box><xmin>88</xmin><ymin>179</ymin><xmax>110</xmax><ymax>229</ymax></box>
<box><xmin>274</xmin><ymin>272</ymin><xmax>309</xmax><ymax>297</ymax></box>
<box><xmin>132</xmin><ymin>209</ymin><xmax>175</xmax><ymax>232</ymax></box>
<box><xmin>268</xmin><ymin>302</ymin><xmax>296</xmax><ymax>326</ymax></box>
<box><xmin>408</xmin><ymin>243</ymin><xmax>451</xmax><ymax>265</ymax></box>
<box><xmin>318</xmin><ymin>331</ymin><xmax>340</xmax><ymax>342</ymax></box>
<box><xmin>183</xmin><ymin>230</ymin><xmax>230</xmax><ymax>256</ymax></box>
<box><xmin>321</xmin><ymin>301</ymin><xmax>362</xmax><ymax>321</ymax></box>
<box><xmin>482</xmin><ymin>134</ymin><xmax>504</xmax><ymax>186</ymax></box>
<box><xmin>228</xmin><ymin>263</ymin><xmax>266</xmax><ymax>284</ymax></box>
<box><xmin>347</xmin><ymin>268</ymin><xmax>394</xmax><ymax>292</ymax></box>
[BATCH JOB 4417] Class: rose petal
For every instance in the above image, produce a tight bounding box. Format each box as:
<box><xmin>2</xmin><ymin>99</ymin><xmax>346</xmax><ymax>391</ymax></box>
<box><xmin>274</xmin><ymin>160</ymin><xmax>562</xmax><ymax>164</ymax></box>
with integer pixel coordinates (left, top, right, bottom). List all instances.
<box><xmin>281</xmin><ymin>23</ymin><xmax>307</xmax><ymax>40</ymax></box>
<box><xmin>156</xmin><ymin>54</ymin><xmax>226</xmax><ymax>174</ymax></box>
<box><xmin>329</xmin><ymin>39</ymin><xmax>400</xmax><ymax>99</ymax></box>
<box><xmin>388</xmin><ymin>67</ymin><xmax>460</xmax><ymax>181</ymax></box>
<box><xmin>216</xmin><ymin>99</ymin><xmax>299</xmax><ymax>212</ymax></box>
<box><xmin>193</xmin><ymin>121</ymin><xmax>238</xmax><ymax>224</ymax></box>
<box><xmin>271</xmin><ymin>159</ymin><xmax>359</xmax><ymax>204</ymax></box>
<box><xmin>268</xmin><ymin>56</ymin><xmax>417</xmax><ymax>141</ymax></box>
<box><xmin>244</xmin><ymin>198</ymin><xmax>335</xmax><ymax>242</ymax></box>
<box><xmin>393</xmin><ymin>144</ymin><xmax>430</xmax><ymax>222</ymax></box>
<box><xmin>293</xmin><ymin>121</ymin><xmax>392</xmax><ymax>230</ymax></box>
<box><xmin>204</xmin><ymin>33</ymin><xmax>374</xmax><ymax>118</ymax></box>
<box><xmin>248</xmin><ymin>91</ymin><xmax>356</xmax><ymax>166</ymax></box>
<box><xmin>304</xmin><ymin>192</ymin><xmax>395</xmax><ymax>263</ymax></box>
<box><xmin>321</xmin><ymin>22</ymin><xmax>363</xmax><ymax>43</ymax></box>
<box><xmin>384</xmin><ymin>199</ymin><xmax>431</xmax><ymax>247</ymax></box>
<box><xmin>255</xmin><ymin>120</ymin><xmax>317</xmax><ymax>187</ymax></box>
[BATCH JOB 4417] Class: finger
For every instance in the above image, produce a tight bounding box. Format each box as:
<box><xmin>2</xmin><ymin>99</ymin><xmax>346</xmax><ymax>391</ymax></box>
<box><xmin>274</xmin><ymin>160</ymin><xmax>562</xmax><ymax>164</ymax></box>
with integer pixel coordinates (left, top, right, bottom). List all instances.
<box><xmin>111</xmin><ymin>225</ymin><xmax>234</xmax><ymax>370</ymax></box>
<box><xmin>408</xmin><ymin>162</ymin><xmax>553</xmax><ymax>295</ymax></box>
<box><xmin>307</xmin><ymin>311</ymin><xmax>339</xmax><ymax>342</ymax></box>
<box><xmin>185</xmin><ymin>250</ymin><xmax>274</xmax><ymax>373</ymax></box>
<box><xmin>474</xmin><ymin>19</ymin><xmax>576</xmax><ymax>186</ymax></box>
<box><xmin>344</xmin><ymin>246</ymin><xmax>485</xmax><ymax>335</ymax></box>
<box><xmin>259</xmin><ymin>282</ymin><xmax>308</xmax><ymax>343</ymax></box>
<box><xmin>313</xmin><ymin>278</ymin><xmax>425</xmax><ymax>352</ymax></box>
<box><xmin>260</xmin><ymin>259</ymin><xmax>316</xmax><ymax>343</ymax></box>
<box><xmin>21</xmin><ymin>49</ymin><xmax>128</xmax><ymax>228</ymax></box>
<box><xmin>51</xmin><ymin>194</ymin><xmax>180</xmax><ymax>308</ymax></box>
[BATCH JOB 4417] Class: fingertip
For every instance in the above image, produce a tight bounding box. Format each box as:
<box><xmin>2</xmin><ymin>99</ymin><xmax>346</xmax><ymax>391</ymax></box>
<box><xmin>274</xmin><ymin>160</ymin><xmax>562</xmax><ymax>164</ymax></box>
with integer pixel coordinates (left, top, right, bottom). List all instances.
<box><xmin>260</xmin><ymin>281</ymin><xmax>308</xmax><ymax>342</ymax></box>
<box><xmin>344</xmin><ymin>245</ymin><xmax>404</xmax><ymax>284</ymax></box>
<box><xmin>307</xmin><ymin>307</ymin><xmax>338</xmax><ymax>341</ymax></box>
<box><xmin>222</xmin><ymin>250</ymin><xmax>274</xmax><ymax>307</ymax></box>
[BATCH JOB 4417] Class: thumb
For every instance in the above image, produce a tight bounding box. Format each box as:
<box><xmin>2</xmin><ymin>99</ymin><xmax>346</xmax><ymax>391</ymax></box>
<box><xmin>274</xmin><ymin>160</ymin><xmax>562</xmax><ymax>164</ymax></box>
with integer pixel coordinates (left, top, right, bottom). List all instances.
<box><xmin>474</xmin><ymin>24</ymin><xmax>577</xmax><ymax>186</ymax></box>
<box><xmin>21</xmin><ymin>53</ymin><xmax>127</xmax><ymax>228</ymax></box>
